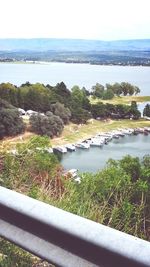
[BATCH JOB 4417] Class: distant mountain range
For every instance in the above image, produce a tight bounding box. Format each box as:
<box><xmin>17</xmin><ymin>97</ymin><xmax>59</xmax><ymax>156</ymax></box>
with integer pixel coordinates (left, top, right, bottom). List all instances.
<box><xmin>0</xmin><ymin>39</ymin><xmax>150</xmax><ymax>66</ymax></box>
<box><xmin>0</xmin><ymin>38</ymin><xmax>150</xmax><ymax>51</ymax></box>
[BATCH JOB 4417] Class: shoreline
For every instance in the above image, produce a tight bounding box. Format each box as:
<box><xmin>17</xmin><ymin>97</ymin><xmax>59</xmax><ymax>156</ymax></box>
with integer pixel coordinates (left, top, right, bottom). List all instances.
<box><xmin>1</xmin><ymin>60</ymin><xmax>150</xmax><ymax>67</ymax></box>
<box><xmin>0</xmin><ymin>119</ymin><xmax>150</xmax><ymax>150</ymax></box>
<box><xmin>51</xmin><ymin>119</ymin><xmax>150</xmax><ymax>146</ymax></box>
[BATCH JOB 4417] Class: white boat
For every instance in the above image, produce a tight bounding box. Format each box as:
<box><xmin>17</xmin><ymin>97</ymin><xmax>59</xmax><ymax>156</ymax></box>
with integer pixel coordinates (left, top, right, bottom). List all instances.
<box><xmin>54</xmin><ymin>146</ymin><xmax>67</xmax><ymax>153</ymax></box>
<box><xmin>144</xmin><ymin>127</ymin><xmax>150</xmax><ymax>132</ymax></box>
<box><xmin>65</xmin><ymin>144</ymin><xmax>76</xmax><ymax>151</ymax></box>
<box><xmin>122</xmin><ymin>128</ymin><xmax>134</xmax><ymax>135</ymax></box>
<box><xmin>76</xmin><ymin>142</ymin><xmax>90</xmax><ymax>149</ymax></box>
<box><xmin>67</xmin><ymin>169</ymin><xmax>81</xmax><ymax>183</ymax></box>
<box><xmin>98</xmin><ymin>133</ymin><xmax>112</xmax><ymax>141</ymax></box>
<box><xmin>112</xmin><ymin>130</ymin><xmax>125</xmax><ymax>137</ymax></box>
<box><xmin>90</xmin><ymin>138</ymin><xmax>103</xmax><ymax>147</ymax></box>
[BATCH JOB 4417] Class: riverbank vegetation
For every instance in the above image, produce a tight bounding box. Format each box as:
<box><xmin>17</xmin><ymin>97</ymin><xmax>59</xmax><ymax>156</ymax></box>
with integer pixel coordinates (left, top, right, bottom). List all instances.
<box><xmin>0</xmin><ymin>81</ymin><xmax>149</xmax><ymax>140</ymax></box>
<box><xmin>0</xmin><ymin>136</ymin><xmax>150</xmax><ymax>266</ymax></box>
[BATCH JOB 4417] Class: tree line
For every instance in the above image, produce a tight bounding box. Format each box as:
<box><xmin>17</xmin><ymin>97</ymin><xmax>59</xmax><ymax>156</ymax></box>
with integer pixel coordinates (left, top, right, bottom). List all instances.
<box><xmin>91</xmin><ymin>82</ymin><xmax>140</xmax><ymax>99</ymax></box>
<box><xmin>0</xmin><ymin>81</ymin><xmax>143</xmax><ymax>139</ymax></box>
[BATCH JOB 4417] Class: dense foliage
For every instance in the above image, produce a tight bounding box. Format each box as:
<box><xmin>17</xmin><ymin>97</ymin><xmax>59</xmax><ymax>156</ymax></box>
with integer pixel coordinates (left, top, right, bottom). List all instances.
<box><xmin>51</xmin><ymin>102</ymin><xmax>71</xmax><ymax>124</ymax></box>
<box><xmin>0</xmin><ymin>136</ymin><xmax>149</xmax><ymax>265</ymax></box>
<box><xmin>0</xmin><ymin>98</ymin><xmax>25</xmax><ymax>139</ymax></box>
<box><xmin>92</xmin><ymin>82</ymin><xmax>140</xmax><ymax>99</ymax></box>
<box><xmin>143</xmin><ymin>103</ymin><xmax>150</xmax><ymax>117</ymax></box>
<box><xmin>29</xmin><ymin>113</ymin><xmax>64</xmax><ymax>137</ymax></box>
<box><xmin>0</xmin><ymin>81</ymin><xmax>141</xmax><ymax>110</ymax></box>
<box><xmin>0</xmin><ymin>82</ymin><xmax>142</xmax><ymax>139</ymax></box>
<box><xmin>91</xmin><ymin>101</ymin><xmax>141</xmax><ymax>119</ymax></box>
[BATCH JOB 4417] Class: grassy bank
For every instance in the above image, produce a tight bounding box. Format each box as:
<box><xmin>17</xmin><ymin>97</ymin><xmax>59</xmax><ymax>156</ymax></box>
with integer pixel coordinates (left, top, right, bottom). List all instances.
<box><xmin>90</xmin><ymin>95</ymin><xmax>150</xmax><ymax>105</ymax></box>
<box><xmin>51</xmin><ymin>118</ymin><xmax>150</xmax><ymax>146</ymax></box>
<box><xmin>1</xmin><ymin>118</ymin><xmax>150</xmax><ymax>149</ymax></box>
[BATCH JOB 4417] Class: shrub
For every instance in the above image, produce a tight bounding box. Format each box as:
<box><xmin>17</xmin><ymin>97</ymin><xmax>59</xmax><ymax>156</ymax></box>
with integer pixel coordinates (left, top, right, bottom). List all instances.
<box><xmin>29</xmin><ymin>113</ymin><xmax>64</xmax><ymax>137</ymax></box>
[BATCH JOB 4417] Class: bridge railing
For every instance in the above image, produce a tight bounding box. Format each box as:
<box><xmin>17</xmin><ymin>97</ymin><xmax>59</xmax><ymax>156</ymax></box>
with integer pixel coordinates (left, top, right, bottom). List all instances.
<box><xmin>0</xmin><ymin>186</ymin><xmax>150</xmax><ymax>267</ymax></box>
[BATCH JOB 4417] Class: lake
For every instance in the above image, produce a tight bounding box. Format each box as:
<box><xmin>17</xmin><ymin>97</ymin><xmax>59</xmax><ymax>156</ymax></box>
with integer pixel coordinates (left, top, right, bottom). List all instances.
<box><xmin>60</xmin><ymin>134</ymin><xmax>150</xmax><ymax>173</ymax></box>
<box><xmin>0</xmin><ymin>62</ymin><xmax>150</xmax><ymax>95</ymax></box>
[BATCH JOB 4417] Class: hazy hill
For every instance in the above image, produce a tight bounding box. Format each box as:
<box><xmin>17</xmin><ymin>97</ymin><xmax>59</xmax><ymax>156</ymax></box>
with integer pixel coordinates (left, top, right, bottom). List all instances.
<box><xmin>0</xmin><ymin>38</ymin><xmax>150</xmax><ymax>51</ymax></box>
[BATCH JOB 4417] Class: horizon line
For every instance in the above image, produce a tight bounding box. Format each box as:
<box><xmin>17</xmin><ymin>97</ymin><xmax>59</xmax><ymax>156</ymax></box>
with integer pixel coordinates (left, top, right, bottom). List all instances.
<box><xmin>0</xmin><ymin>37</ymin><xmax>150</xmax><ymax>42</ymax></box>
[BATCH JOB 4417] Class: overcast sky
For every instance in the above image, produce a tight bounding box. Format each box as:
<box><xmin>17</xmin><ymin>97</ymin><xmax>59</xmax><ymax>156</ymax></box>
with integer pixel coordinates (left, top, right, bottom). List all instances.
<box><xmin>0</xmin><ymin>0</ymin><xmax>150</xmax><ymax>40</ymax></box>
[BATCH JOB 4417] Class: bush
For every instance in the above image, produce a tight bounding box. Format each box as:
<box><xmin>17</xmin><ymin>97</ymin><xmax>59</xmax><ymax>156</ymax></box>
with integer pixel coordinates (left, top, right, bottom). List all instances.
<box><xmin>143</xmin><ymin>104</ymin><xmax>150</xmax><ymax>117</ymax></box>
<box><xmin>29</xmin><ymin>113</ymin><xmax>64</xmax><ymax>137</ymax></box>
<box><xmin>51</xmin><ymin>102</ymin><xmax>71</xmax><ymax>124</ymax></box>
<box><xmin>102</xmin><ymin>89</ymin><xmax>114</xmax><ymax>100</ymax></box>
<box><xmin>0</xmin><ymin>108</ymin><xmax>25</xmax><ymax>139</ymax></box>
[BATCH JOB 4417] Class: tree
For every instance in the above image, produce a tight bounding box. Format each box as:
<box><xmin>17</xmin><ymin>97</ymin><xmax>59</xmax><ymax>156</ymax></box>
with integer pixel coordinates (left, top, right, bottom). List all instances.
<box><xmin>0</xmin><ymin>98</ymin><xmax>16</xmax><ymax>109</ymax></box>
<box><xmin>0</xmin><ymin>82</ymin><xmax>18</xmax><ymax>107</ymax></box>
<box><xmin>143</xmin><ymin>104</ymin><xmax>150</xmax><ymax>117</ymax></box>
<box><xmin>134</xmin><ymin>86</ymin><xmax>140</xmax><ymax>95</ymax></box>
<box><xmin>120</xmin><ymin>82</ymin><xmax>129</xmax><ymax>96</ymax></box>
<box><xmin>70</xmin><ymin>86</ymin><xmax>91</xmax><ymax>122</ymax></box>
<box><xmin>29</xmin><ymin>113</ymin><xmax>64</xmax><ymax>138</ymax></box>
<box><xmin>71</xmin><ymin>107</ymin><xmax>91</xmax><ymax>124</ymax></box>
<box><xmin>120</xmin><ymin>155</ymin><xmax>141</xmax><ymax>182</ymax></box>
<box><xmin>120</xmin><ymin>82</ymin><xmax>136</xmax><ymax>96</ymax></box>
<box><xmin>20</xmin><ymin>81</ymin><xmax>32</xmax><ymax>87</ymax></box>
<box><xmin>112</xmin><ymin>83</ymin><xmax>122</xmax><ymax>96</ymax></box>
<box><xmin>105</xmin><ymin>103</ymin><xmax>116</xmax><ymax>117</ymax></box>
<box><xmin>81</xmin><ymin>86</ymin><xmax>90</xmax><ymax>96</ymax></box>
<box><xmin>22</xmin><ymin>83</ymin><xmax>51</xmax><ymax>112</ymax></box>
<box><xmin>91</xmin><ymin>83</ymin><xmax>104</xmax><ymax>98</ymax></box>
<box><xmin>128</xmin><ymin>85</ymin><xmax>135</xmax><ymax>96</ymax></box>
<box><xmin>115</xmin><ymin>104</ymin><xmax>130</xmax><ymax>118</ymax></box>
<box><xmin>102</xmin><ymin>89</ymin><xmax>114</xmax><ymax>100</ymax></box>
<box><xmin>0</xmin><ymin>108</ymin><xmax>25</xmax><ymax>139</ymax></box>
<box><xmin>129</xmin><ymin>101</ymin><xmax>141</xmax><ymax>119</ymax></box>
<box><xmin>54</xmin><ymin>82</ymin><xmax>71</xmax><ymax>105</ymax></box>
<box><xmin>71</xmin><ymin>85</ymin><xmax>84</xmax><ymax>107</ymax></box>
<box><xmin>51</xmin><ymin>102</ymin><xmax>71</xmax><ymax>124</ymax></box>
<box><xmin>91</xmin><ymin>103</ymin><xmax>106</xmax><ymax>119</ymax></box>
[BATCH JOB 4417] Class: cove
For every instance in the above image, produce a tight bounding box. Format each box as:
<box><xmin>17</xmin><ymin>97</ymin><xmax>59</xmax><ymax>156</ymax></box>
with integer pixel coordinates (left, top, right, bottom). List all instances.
<box><xmin>60</xmin><ymin>134</ymin><xmax>150</xmax><ymax>172</ymax></box>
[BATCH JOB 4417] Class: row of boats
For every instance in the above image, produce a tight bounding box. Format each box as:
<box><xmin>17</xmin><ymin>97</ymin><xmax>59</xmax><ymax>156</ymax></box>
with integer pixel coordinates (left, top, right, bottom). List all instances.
<box><xmin>53</xmin><ymin>127</ymin><xmax>150</xmax><ymax>153</ymax></box>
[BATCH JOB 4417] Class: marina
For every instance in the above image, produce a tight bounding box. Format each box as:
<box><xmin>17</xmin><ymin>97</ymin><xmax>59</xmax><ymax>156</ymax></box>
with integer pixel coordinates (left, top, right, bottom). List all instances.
<box><xmin>53</xmin><ymin>127</ymin><xmax>150</xmax><ymax>153</ymax></box>
<box><xmin>56</xmin><ymin>127</ymin><xmax>150</xmax><ymax>173</ymax></box>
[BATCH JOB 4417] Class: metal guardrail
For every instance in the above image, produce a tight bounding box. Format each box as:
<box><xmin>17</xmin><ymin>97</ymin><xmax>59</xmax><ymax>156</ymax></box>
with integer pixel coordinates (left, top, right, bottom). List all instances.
<box><xmin>0</xmin><ymin>186</ymin><xmax>150</xmax><ymax>267</ymax></box>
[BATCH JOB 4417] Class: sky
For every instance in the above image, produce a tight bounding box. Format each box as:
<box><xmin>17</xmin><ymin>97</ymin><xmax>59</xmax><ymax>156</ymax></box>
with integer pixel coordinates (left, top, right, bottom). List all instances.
<box><xmin>0</xmin><ymin>0</ymin><xmax>150</xmax><ymax>40</ymax></box>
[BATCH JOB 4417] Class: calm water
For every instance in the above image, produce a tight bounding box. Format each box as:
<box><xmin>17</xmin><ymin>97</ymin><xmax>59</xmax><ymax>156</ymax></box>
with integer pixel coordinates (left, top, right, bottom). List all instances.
<box><xmin>0</xmin><ymin>62</ymin><xmax>150</xmax><ymax>95</ymax></box>
<box><xmin>61</xmin><ymin>134</ymin><xmax>150</xmax><ymax>172</ymax></box>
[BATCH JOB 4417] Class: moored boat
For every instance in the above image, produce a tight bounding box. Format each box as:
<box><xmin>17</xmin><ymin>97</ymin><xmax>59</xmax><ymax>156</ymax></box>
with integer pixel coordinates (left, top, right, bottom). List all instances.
<box><xmin>76</xmin><ymin>142</ymin><xmax>90</xmax><ymax>149</ymax></box>
<box><xmin>65</xmin><ymin>144</ymin><xmax>76</xmax><ymax>151</ymax></box>
<box><xmin>53</xmin><ymin>146</ymin><xmax>67</xmax><ymax>153</ymax></box>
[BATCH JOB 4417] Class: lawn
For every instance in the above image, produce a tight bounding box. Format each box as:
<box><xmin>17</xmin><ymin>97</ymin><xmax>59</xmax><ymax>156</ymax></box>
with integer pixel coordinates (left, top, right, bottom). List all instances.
<box><xmin>90</xmin><ymin>95</ymin><xmax>150</xmax><ymax>105</ymax></box>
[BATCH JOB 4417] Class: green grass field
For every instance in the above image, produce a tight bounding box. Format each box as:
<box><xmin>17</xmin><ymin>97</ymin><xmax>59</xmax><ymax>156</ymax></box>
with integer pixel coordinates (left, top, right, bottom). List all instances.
<box><xmin>90</xmin><ymin>95</ymin><xmax>150</xmax><ymax>105</ymax></box>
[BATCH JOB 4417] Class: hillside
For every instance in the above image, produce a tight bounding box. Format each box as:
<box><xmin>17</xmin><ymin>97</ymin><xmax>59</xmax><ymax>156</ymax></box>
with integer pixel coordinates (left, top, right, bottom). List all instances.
<box><xmin>0</xmin><ymin>38</ymin><xmax>150</xmax><ymax>65</ymax></box>
<box><xmin>0</xmin><ymin>38</ymin><xmax>150</xmax><ymax>51</ymax></box>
